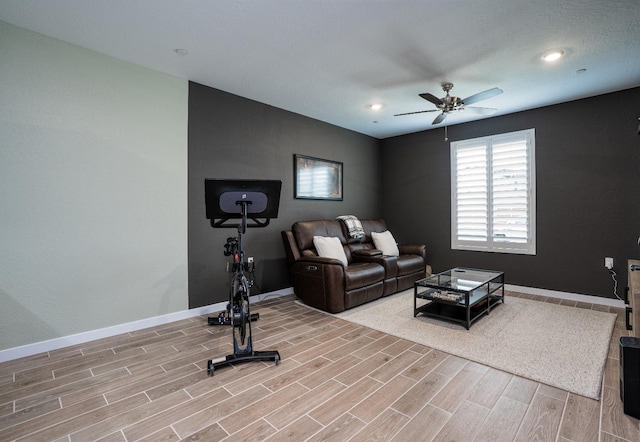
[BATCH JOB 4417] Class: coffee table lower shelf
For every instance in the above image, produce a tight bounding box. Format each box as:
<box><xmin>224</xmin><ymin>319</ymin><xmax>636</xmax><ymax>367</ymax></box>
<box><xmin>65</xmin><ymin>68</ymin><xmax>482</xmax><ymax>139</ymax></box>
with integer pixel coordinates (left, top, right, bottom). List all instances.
<box><xmin>414</xmin><ymin>294</ymin><xmax>503</xmax><ymax>330</ymax></box>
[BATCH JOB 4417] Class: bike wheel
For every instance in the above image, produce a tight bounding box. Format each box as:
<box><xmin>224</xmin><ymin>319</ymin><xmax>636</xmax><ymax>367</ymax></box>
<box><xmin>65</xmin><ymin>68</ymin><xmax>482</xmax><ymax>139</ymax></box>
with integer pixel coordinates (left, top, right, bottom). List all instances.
<box><xmin>232</xmin><ymin>292</ymin><xmax>249</xmax><ymax>347</ymax></box>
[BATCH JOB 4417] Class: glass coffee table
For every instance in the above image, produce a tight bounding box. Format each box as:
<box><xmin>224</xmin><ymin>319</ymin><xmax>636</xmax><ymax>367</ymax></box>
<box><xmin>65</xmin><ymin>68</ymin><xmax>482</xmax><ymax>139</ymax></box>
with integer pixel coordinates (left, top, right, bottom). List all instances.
<box><xmin>414</xmin><ymin>267</ymin><xmax>504</xmax><ymax>329</ymax></box>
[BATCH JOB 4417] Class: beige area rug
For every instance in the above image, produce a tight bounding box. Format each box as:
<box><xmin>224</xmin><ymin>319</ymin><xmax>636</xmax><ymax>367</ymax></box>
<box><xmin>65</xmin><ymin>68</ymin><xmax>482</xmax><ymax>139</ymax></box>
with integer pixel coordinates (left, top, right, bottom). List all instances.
<box><xmin>322</xmin><ymin>290</ymin><xmax>616</xmax><ymax>399</ymax></box>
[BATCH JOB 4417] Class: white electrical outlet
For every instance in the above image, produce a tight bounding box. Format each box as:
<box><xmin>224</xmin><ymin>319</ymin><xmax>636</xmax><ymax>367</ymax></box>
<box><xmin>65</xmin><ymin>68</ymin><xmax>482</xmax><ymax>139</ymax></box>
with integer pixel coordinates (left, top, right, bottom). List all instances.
<box><xmin>605</xmin><ymin>257</ymin><xmax>613</xmax><ymax>269</ymax></box>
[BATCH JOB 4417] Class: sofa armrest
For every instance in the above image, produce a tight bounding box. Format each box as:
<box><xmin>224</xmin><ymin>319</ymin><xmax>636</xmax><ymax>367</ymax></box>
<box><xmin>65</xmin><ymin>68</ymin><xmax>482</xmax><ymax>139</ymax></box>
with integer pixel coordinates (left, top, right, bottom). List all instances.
<box><xmin>352</xmin><ymin>253</ymin><xmax>397</xmax><ymax>278</ymax></box>
<box><xmin>281</xmin><ymin>230</ymin><xmax>301</xmax><ymax>266</ymax></box>
<box><xmin>398</xmin><ymin>244</ymin><xmax>426</xmax><ymax>260</ymax></box>
<box><xmin>297</xmin><ymin>255</ymin><xmax>347</xmax><ymax>266</ymax></box>
<box><xmin>352</xmin><ymin>249</ymin><xmax>383</xmax><ymax>257</ymax></box>
<box><xmin>290</xmin><ymin>258</ymin><xmax>347</xmax><ymax>313</ymax></box>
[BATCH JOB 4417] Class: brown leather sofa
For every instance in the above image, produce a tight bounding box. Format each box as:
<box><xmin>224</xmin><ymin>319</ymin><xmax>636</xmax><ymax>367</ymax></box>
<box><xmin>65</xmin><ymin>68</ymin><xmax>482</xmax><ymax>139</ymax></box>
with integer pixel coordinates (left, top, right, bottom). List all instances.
<box><xmin>281</xmin><ymin>219</ymin><xmax>427</xmax><ymax>313</ymax></box>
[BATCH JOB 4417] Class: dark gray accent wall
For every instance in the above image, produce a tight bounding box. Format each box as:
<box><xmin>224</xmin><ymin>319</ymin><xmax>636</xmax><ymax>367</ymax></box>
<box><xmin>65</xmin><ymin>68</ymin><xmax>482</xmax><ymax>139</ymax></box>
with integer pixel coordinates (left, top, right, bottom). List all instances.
<box><xmin>380</xmin><ymin>87</ymin><xmax>640</xmax><ymax>298</ymax></box>
<box><xmin>188</xmin><ymin>82</ymin><xmax>380</xmax><ymax>308</ymax></box>
<box><xmin>189</xmin><ymin>81</ymin><xmax>639</xmax><ymax>303</ymax></box>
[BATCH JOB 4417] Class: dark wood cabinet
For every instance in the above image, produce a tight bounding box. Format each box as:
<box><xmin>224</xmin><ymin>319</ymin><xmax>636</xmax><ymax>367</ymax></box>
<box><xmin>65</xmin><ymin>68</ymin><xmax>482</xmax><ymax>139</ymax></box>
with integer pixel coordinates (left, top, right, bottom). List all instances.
<box><xmin>628</xmin><ymin>259</ymin><xmax>640</xmax><ymax>336</ymax></box>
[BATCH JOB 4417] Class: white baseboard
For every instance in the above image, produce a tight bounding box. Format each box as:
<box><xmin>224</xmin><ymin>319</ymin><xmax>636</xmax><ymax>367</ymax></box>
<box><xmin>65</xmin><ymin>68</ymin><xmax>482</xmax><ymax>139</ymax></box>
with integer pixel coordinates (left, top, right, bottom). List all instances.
<box><xmin>0</xmin><ymin>287</ymin><xmax>294</xmax><ymax>363</ymax></box>
<box><xmin>506</xmin><ymin>284</ymin><xmax>625</xmax><ymax>309</ymax></box>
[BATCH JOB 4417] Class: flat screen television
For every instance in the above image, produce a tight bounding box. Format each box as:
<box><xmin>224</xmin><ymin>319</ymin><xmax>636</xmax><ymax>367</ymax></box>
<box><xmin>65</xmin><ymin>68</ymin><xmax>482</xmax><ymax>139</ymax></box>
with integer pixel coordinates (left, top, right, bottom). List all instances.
<box><xmin>204</xmin><ymin>179</ymin><xmax>282</xmax><ymax>227</ymax></box>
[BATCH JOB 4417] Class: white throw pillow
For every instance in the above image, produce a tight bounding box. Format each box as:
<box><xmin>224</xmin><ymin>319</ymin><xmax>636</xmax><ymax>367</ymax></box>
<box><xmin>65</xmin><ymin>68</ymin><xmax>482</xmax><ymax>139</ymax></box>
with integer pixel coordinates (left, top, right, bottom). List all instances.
<box><xmin>313</xmin><ymin>236</ymin><xmax>348</xmax><ymax>266</ymax></box>
<box><xmin>371</xmin><ymin>230</ymin><xmax>399</xmax><ymax>256</ymax></box>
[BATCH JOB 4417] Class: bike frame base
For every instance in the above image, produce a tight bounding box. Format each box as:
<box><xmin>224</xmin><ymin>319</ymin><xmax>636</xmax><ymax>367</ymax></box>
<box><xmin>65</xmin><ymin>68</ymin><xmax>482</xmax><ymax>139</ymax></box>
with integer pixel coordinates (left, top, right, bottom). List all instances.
<box><xmin>207</xmin><ymin>350</ymin><xmax>280</xmax><ymax>375</ymax></box>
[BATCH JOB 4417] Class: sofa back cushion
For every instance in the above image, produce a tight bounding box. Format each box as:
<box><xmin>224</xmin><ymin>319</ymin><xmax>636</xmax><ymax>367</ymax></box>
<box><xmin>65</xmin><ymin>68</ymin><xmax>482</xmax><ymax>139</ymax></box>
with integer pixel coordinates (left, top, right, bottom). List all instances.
<box><xmin>292</xmin><ymin>220</ymin><xmax>347</xmax><ymax>252</ymax></box>
<box><xmin>358</xmin><ymin>219</ymin><xmax>388</xmax><ymax>242</ymax></box>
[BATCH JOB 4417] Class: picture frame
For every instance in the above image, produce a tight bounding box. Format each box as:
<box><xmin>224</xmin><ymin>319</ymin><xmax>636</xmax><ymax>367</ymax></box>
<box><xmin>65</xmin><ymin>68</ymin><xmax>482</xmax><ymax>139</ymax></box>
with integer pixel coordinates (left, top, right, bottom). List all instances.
<box><xmin>294</xmin><ymin>154</ymin><xmax>343</xmax><ymax>200</ymax></box>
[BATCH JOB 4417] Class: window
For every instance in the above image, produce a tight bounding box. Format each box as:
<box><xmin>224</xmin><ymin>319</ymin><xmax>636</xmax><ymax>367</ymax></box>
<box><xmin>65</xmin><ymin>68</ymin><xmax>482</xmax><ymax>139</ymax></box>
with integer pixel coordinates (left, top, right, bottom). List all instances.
<box><xmin>451</xmin><ymin>128</ymin><xmax>536</xmax><ymax>255</ymax></box>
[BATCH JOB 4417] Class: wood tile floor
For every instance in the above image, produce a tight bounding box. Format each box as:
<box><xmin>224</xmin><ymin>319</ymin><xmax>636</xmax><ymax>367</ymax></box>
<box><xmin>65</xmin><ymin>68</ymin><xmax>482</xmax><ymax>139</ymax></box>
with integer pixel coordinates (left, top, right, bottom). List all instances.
<box><xmin>1</xmin><ymin>292</ymin><xmax>639</xmax><ymax>441</ymax></box>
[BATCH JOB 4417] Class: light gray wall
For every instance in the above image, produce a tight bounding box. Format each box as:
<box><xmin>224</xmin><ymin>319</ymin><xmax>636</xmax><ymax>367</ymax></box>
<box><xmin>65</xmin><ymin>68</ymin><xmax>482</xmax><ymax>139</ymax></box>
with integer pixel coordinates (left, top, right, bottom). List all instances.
<box><xmin>0</xmin><ymin>21</ymin><xmax>189</xmax><ymax>351</ymax></box>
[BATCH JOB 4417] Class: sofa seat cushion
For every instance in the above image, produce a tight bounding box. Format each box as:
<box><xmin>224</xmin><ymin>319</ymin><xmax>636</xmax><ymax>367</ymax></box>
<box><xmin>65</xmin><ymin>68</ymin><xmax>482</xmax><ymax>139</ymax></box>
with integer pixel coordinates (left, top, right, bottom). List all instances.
<box><xmin>345</xmin><ymin>262</ymin><xmax>385</xmax><ymax>290</ymax></box>
<box><xmin>397</xmin><ymin>254</ymin><xmax>425</xmax><ymax>276</ymax></box>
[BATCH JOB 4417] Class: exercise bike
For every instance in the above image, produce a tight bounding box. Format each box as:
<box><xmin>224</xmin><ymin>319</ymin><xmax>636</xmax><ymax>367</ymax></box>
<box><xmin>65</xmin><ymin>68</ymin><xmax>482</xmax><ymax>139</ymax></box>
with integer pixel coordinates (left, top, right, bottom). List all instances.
<box><xmin>207</xmin><ymin>236</ymin><xmax>259</xmax><ymax>327</ymax></box>
<box><xmin>204</xmin><ymin>179</ymin><xmax>282</xmax><ymax>376</ymax></box>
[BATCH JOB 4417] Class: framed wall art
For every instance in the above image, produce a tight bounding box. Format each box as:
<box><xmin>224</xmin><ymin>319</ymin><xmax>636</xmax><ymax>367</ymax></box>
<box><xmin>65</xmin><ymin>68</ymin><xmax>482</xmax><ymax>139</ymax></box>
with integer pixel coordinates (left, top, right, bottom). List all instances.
<box><xmin>294</xmin><ymin>154</ymin><xmax>343</xmax><ymax>200</ymax></box>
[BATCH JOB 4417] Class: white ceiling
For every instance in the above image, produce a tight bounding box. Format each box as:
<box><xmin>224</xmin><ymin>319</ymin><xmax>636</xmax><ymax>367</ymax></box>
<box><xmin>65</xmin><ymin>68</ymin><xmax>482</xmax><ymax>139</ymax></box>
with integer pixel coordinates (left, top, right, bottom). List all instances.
<box><xmin>1</xmin><ymin>0</ymin><xmax>639</xmax><ymax>139</ymax></box>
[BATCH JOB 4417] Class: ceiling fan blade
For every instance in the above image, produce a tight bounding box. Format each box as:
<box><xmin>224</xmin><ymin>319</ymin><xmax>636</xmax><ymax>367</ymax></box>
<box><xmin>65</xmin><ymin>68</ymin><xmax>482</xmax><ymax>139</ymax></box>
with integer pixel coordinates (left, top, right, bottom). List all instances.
<box><xmin>461</xmin><ymin>87</ymin><xmax>503</xmax><ymax>105</ymax></box>
<box><xmin>419</xmin><ymin>93</ymin><xmax>443</xmax><ymax>106</ymax></box>
<box><xmin>394</xmin><ymin>109</ymin><xmax>438</xmax><ymax>116</ymax></box>
<box><xmin>432</xmin><ymin>113</ymin><xmax>447</xmax><ymax>125</ymax></box>
<box><xmin>464</xmin><ymin>106</ymin><xmax>498</xmax><ymax>115</ymax></box>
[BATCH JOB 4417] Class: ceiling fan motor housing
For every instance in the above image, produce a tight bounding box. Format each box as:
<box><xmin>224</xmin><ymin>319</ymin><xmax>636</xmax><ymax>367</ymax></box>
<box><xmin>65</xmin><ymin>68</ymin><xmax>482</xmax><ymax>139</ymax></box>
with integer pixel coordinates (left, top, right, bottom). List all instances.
<box><xmin>440</xmin><ymin>84</ymin><xmax>463</xmax><ymax>112</ymax></box>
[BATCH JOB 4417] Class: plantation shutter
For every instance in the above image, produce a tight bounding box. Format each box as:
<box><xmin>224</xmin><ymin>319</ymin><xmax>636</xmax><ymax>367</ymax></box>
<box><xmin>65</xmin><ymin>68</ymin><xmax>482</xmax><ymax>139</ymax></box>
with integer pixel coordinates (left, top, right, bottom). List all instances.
<box><xmin>492</xmin><ymin>135</ymin><xmax>529</xmax><ymax>244</ymax></box>
<box><xmin>451</xmin><ymin>129</ymin><xmax>536</xmax><ymax>255</ymax></box>
<box><xmin>455</xmin><ymin>143</ymin><xmax>488</xmax><ymax>242</ymax></box>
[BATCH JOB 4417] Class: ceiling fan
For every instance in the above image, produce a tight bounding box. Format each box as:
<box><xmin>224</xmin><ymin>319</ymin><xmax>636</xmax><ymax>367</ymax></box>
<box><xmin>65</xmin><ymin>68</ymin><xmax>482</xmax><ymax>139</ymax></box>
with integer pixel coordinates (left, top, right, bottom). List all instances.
<box><xmin>395</xmin><ymin>82</ymin><xmax>503</xmax><ymax>125</ymax></box>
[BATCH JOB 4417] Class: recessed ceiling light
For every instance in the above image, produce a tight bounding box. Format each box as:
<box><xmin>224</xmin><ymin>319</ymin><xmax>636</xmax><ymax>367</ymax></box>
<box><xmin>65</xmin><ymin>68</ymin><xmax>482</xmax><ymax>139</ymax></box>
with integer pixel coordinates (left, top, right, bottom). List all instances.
<box><xmin>542</xmin><ymin>50</ymin><xmax>564</xmax><ymax>62</ymax></box>
<box><xmin>174</xmin><ymin>48</ymin><xmax>189</xmax><ymax>56</ymax></box>
<box><xmin>369</xmin><ymin>103</ymin><xmax>383</xmax><ymax>110</ymax></box>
